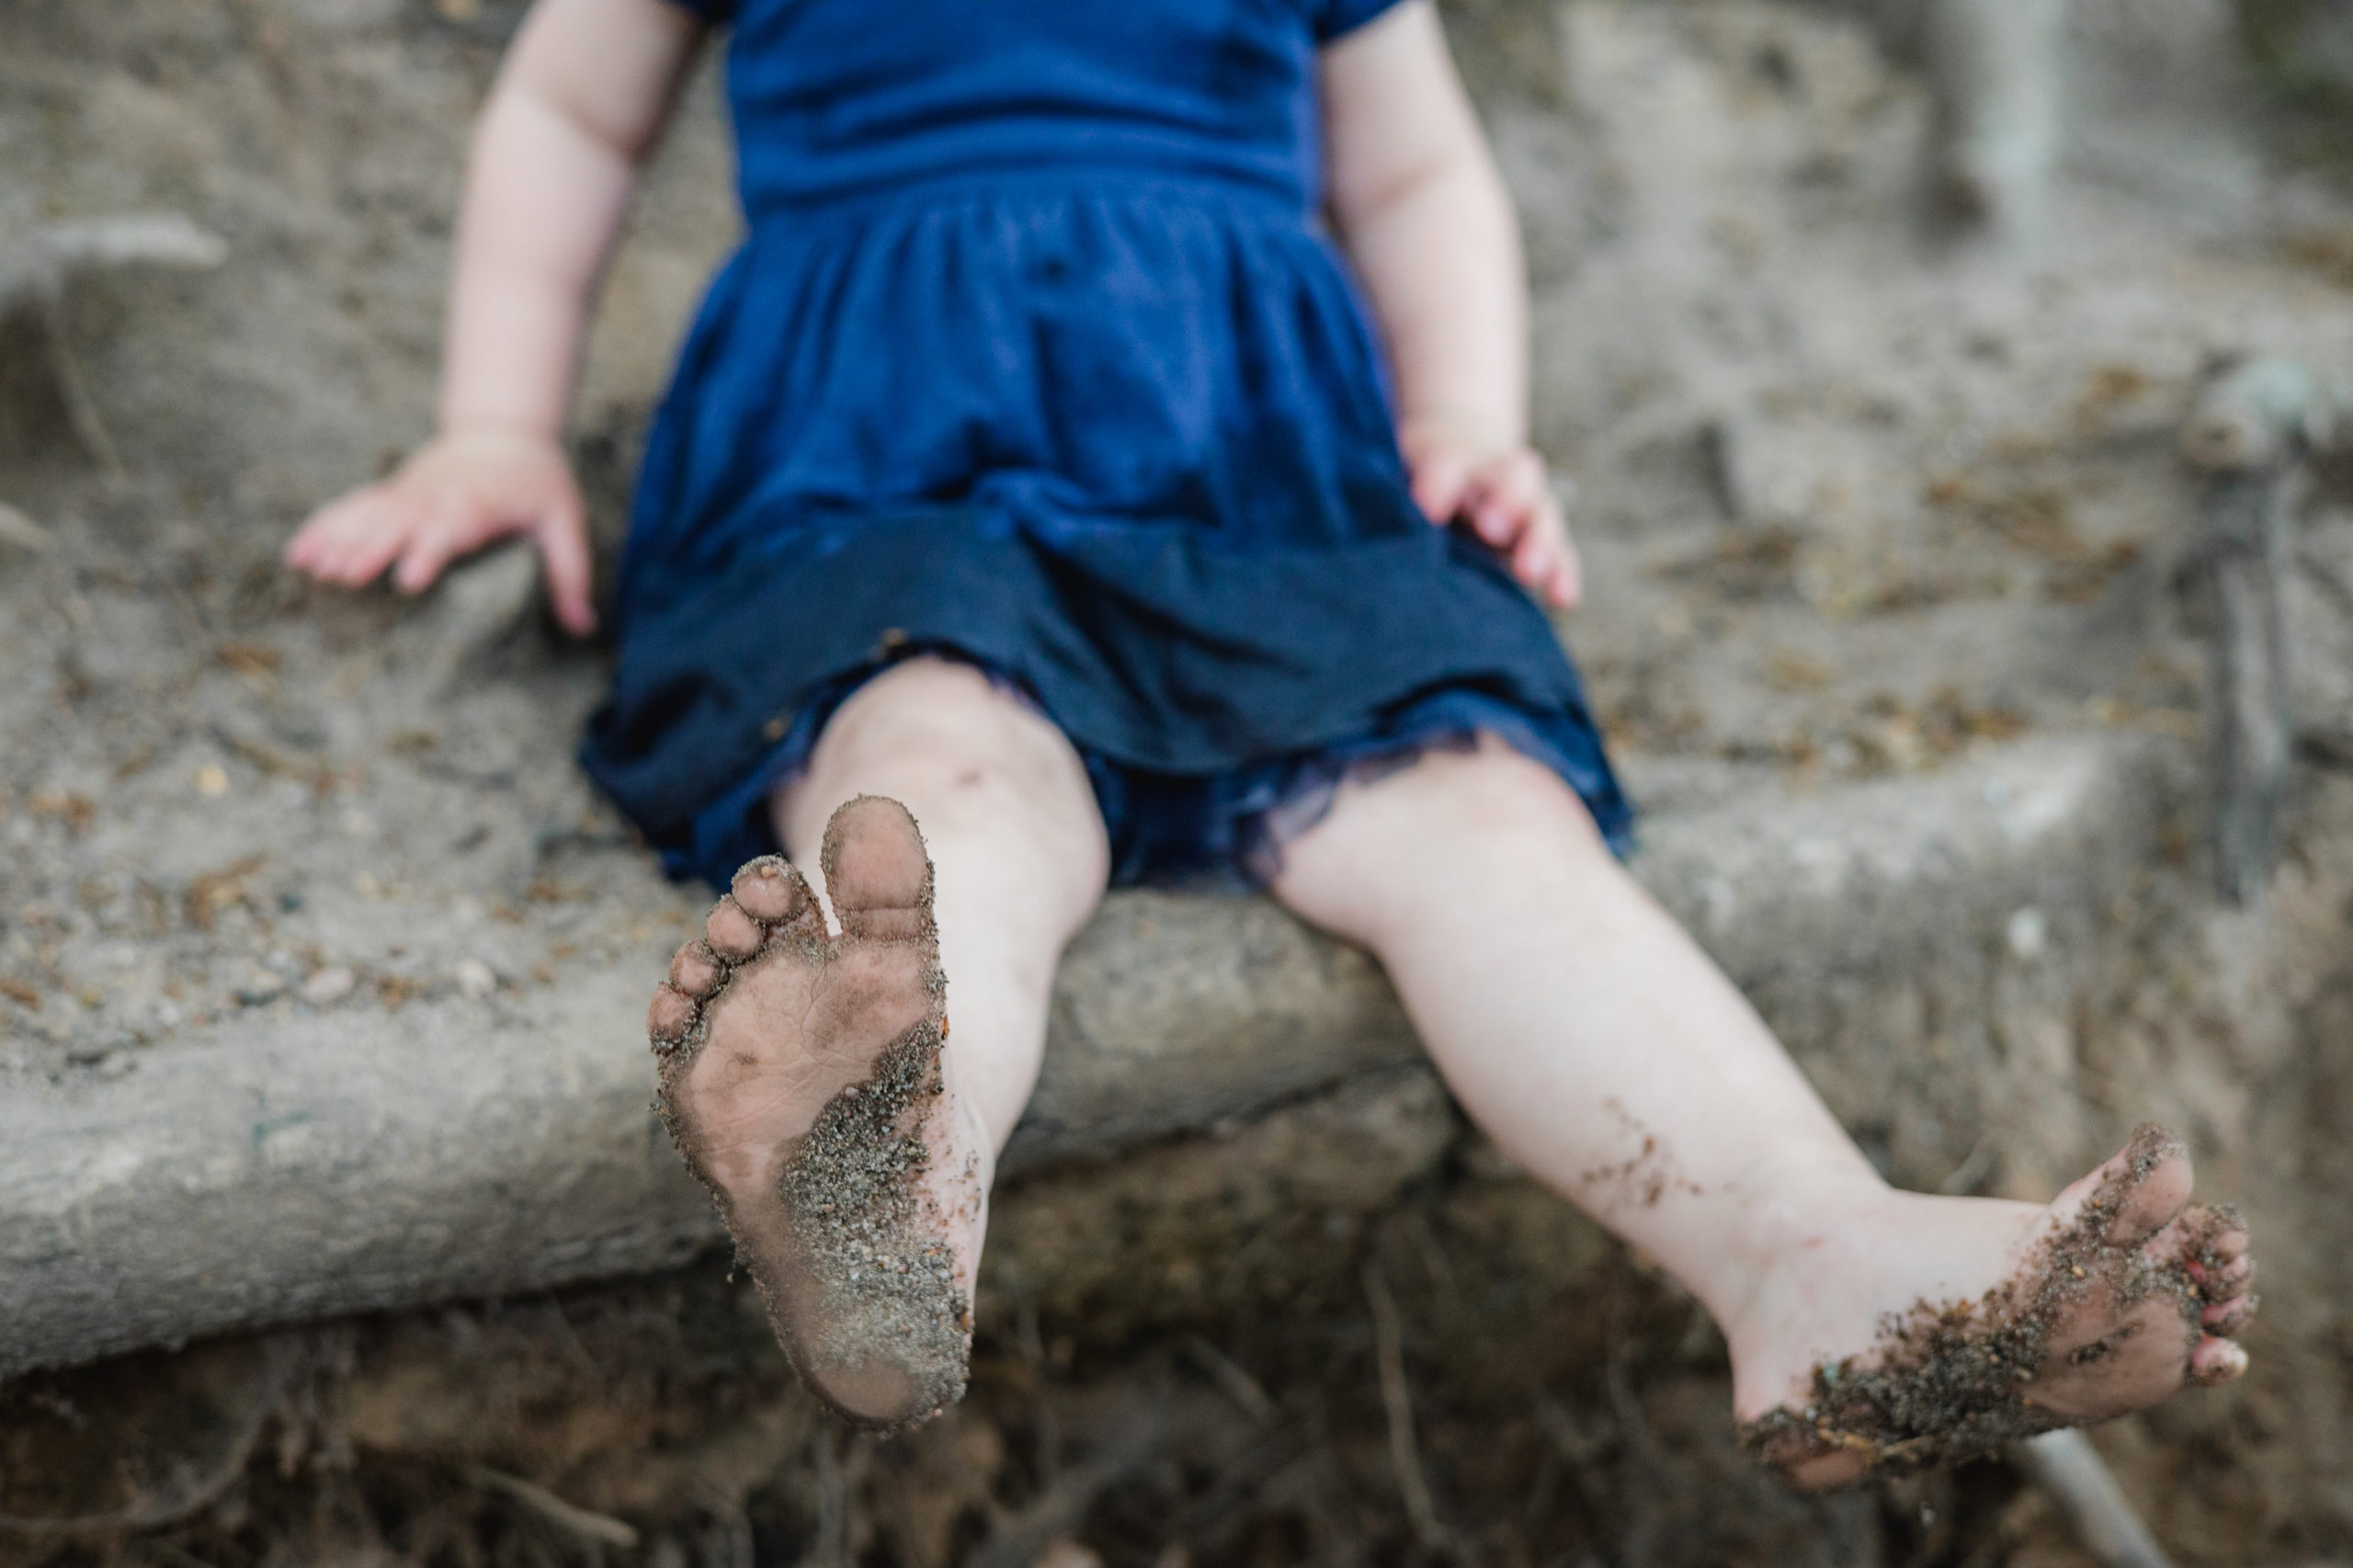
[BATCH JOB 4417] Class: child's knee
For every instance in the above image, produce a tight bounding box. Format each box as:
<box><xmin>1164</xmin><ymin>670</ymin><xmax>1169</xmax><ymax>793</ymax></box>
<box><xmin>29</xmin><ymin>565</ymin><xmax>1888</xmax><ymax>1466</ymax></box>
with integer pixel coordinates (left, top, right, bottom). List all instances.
<box><xmin>788</xmin><ymin>658</ymin><xmax>1102</xmax><ymax>859</ymax></box>
<box><xmin>1351</xmin><ymin>736</ymin><xmax>1603</xmax><ymax>858</ymax></box>
<box><xmin>816</xmin><ymin>659</ymin><xmax>1056</xmax><ymax>776</ymax></box>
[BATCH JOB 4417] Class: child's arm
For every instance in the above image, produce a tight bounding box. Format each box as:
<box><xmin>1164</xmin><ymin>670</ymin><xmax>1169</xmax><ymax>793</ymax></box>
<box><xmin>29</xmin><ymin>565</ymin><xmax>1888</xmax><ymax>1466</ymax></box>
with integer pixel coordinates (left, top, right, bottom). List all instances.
<box><xmin>286</xmin><ymin>0</ymin><xmax>706</xmax><ymax>633</ymax></box>
<box><xmin>1321</xmin><ymin>0</ymin><xmax>1578</xmax><ymax>609</ymax></box>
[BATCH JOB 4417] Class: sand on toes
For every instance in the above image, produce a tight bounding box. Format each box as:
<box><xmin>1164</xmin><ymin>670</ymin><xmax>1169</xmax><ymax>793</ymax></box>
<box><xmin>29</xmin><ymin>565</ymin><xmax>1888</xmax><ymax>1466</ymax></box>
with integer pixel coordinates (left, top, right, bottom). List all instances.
<box><xmin>1743</xmin><ymin>1124</ymin><xmax>2257</xmax><ymax>1490</ymax></box>
<box><xmin>646</xmin><ymin>795</ymin><xmax>974</xmax><ymax>1432</ymax></box>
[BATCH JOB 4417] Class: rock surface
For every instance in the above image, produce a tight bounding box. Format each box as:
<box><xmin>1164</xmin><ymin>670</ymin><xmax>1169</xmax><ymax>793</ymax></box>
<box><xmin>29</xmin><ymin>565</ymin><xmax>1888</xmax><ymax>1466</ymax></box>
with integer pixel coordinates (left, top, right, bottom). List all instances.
<box><xmin>0</xmin><ymin>732</ymin><xmax>2161</xmax><ymax>1378</ymax></box>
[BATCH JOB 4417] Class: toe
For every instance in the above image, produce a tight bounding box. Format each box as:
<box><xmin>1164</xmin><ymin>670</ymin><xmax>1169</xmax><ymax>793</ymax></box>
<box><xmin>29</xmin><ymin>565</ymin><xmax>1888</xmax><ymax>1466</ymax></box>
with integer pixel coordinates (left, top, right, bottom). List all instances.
<box><xmin>2056</xmin><ymin>1124</ymin><xmax>2192</xmax><ymax>1247</ymax></box>
<box><xmin>2205</xmin><ymin>1255</ymin><xmax>2255</xmax><ymax>1294</ymax></box>
<box><xmin>2183</xmin><ymin>1205</ymin><xmax>2248</xmax><ymax>1267</ymax></box>
<box><xmin>2188</xmin><ymin>1335</ymin><xmax>2248</xmax><ymax>1386</ymax></box>
<box><xmin>733</xmin><ymin>855</ymin><xmax>814</xmax><ymax>926</ymax></box>
<box><xmin>822</xmin><ymin>796</ymin><xmax>935</xmax><ymax>943</ymax></box>
<box><xmin>1783</xmin><ymin>1450</ymin><xmax>1868</xmax><ymax>1493</ymax></box>
<box><xmin>2202</xmin><ymin>1294</ymin><xmax>2256</xmax><ymax>1335</ymax></box>
<box><xmin>648</xmin><ymin>983</ymin><xmax>697</xmax><ymax>1043</ymax></box>
<box><xmin>706</xmin><ymin>896</ymin><xmax>767</xmax><ymax>960</ymax></box>
<box><xmin>669</xmin><ymin>940</ymin><xmax>722</xmax><ymax>997</ymax></box>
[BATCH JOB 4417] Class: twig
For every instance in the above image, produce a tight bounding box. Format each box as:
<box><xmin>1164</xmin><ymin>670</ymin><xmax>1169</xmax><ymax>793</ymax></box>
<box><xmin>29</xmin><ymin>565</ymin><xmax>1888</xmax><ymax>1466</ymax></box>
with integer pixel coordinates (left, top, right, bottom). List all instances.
<box><xmin>40</xmin><ymin>296</ymin><xmax>122</xmax><ymax>476</ymax></box>
<box><xmin>0</xmin><ymin>500</ymin><xmax>51</xmax><ymax>553</ymax></box>
<box><xmin>1183</xmin><ymin>1334</ymin><xmax>1279</xmax><ymax>1426</ymax></box>
<box><xmin>461</xmin><ymin>1465</ymin><xmax>639</xmax><ymax>1551</ymax></box>
<box><xmin>2011</xmin><ymin>1430</ymin><xmax>2174</xmax><ymax>1568</ymax></box>
<box><xmin>691</xmin><ymin>1481</ymin><xmax>756</xmax><ymax>1568</ymax></box>
<box><xmin>1363</xmin><ymin>1259</ymin><xmax>1449</xmax><ymax>1554</ymax></box>
<box><xmin>810</xmin><ymin>1428</ymin><xmax>847</xmax><ymax>1568</ymax></box>
<box><xmin>1158</xmin><ymin>1422</ymin><xmax>1302</xmax><ymax>1542</ymax></box>
<box><xmin>0</xmin><ymin>1340</ymin><xmax>295</xmax><ymax>1538</ymax></box>
<box><xmin>1938</xmin><ymin>1131</ymin><xmax>1997</xmax><ymax>1195</ymax></box>
<box><xmin>962</xmin><ymin>1402</ymin><xmax>1175</xmax><ymax>1568</ymax></box>
<box><xmin>1017</xmin><ymin>1297</ymin><xmax>1063</xmax><ymax>1490</ymax></box>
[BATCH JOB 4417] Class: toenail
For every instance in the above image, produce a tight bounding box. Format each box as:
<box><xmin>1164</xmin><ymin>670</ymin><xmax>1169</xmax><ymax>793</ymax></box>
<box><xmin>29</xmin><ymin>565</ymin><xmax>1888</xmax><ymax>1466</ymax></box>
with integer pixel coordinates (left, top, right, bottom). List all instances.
<box><xmin>732</xmin><ymin>859</ymin><xmax>806</xmax><ymax>922</ymax></box>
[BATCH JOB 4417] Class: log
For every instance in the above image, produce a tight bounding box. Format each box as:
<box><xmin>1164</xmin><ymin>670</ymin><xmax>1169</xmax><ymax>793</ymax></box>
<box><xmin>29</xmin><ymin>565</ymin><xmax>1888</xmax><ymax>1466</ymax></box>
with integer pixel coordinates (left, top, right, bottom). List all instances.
<box><xmin>0</xmin><ymin>732</ymin><xmax>2168</xmax><ymax>1380</ymax></box>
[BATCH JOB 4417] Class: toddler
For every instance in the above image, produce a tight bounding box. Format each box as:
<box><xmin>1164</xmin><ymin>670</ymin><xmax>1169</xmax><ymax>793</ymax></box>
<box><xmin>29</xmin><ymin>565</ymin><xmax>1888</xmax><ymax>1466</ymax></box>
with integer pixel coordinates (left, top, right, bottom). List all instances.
<box><xmin>289</xmin><ymin>0</ymin><xmax>2255</xmax><ymax>1486</ymax></box>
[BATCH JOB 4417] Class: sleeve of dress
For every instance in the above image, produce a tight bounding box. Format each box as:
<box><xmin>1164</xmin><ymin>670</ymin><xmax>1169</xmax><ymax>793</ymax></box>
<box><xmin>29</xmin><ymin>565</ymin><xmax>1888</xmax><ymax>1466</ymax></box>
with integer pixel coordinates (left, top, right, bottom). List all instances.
<box><xmin>657</xmin><ymin>0</ymin><xmax>733</xmax><ymax>24</ymax></box>
<box><xmin>1313</xmin><ymin>0</ymin><xmax>1410</xmax><ymax>43</ymax></box>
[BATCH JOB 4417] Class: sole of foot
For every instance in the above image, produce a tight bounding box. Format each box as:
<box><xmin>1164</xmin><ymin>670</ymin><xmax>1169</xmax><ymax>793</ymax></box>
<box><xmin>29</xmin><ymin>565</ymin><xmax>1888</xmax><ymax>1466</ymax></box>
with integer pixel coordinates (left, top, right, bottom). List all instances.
<box><xmin>1737</xmin><ymin>1125</ymin><xmax>2255</xmax><ymax>1490</ymax></box>
<box><xmin>647</xmin><ymin>795</ymin><xmax>974</xmax><ymax>1432</ymax></box>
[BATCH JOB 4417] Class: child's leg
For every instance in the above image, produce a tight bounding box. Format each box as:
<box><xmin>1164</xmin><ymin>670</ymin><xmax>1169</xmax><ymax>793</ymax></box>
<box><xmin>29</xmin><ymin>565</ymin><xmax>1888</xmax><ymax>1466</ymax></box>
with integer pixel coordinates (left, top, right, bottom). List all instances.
<box><xmin>1267</xmin><ymin>737</ymin><xmax>2256</xmax><ymax>1487</ymax></box>
<box><xmin>648</xmin><ymin>658</ymin><xmax>1109</xmax><ymax>1428</ymax></box>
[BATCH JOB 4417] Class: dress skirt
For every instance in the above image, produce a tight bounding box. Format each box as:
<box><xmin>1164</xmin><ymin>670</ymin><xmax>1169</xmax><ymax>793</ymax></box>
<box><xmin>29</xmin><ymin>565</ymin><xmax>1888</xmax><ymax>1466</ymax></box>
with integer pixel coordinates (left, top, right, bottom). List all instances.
<box><xmin>579</xmin><ymin>176</ymin><xmax>1631</xmax><ymax>888</ymax></box>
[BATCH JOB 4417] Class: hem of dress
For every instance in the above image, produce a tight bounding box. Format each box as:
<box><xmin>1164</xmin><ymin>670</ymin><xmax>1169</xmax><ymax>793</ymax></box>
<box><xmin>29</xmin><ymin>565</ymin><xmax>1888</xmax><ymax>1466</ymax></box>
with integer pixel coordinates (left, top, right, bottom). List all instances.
<box><xmin>622</xmin><ymin>642</ymin><xmax>1636</xmax><ymax>892</ymax></box>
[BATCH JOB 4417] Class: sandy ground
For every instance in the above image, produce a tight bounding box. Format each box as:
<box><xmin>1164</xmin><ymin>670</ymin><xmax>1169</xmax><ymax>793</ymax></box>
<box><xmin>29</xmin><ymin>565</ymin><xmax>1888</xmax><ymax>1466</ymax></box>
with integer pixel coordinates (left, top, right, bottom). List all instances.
<box><xmin>6</xmin><ymin>0</ymin><xmax>2353</xmax><ymax>1084</ymax></box>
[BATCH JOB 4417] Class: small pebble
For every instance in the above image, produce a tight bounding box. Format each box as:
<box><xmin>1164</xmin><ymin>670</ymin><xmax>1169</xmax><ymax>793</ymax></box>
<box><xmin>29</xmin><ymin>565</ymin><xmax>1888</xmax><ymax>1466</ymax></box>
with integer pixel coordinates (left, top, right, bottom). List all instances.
<box><xmin>302</xmin><ymin>966</ymin><xmax>357</xmax><ymax>1006</ymax></box>
<box><xmin>453</xmin><ymin>958</ymin><xmax>497</xmax><ymax>999</ymax></box>
<box><xmin>235</xmin><ymin>968</ymin><xmax>287</xmax><ymax>1006</ymax></box>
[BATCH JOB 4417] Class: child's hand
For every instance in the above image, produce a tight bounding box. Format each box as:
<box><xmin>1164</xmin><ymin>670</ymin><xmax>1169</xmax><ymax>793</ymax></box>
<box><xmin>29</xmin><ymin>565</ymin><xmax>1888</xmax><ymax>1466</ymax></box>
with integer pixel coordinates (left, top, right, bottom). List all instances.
<box><xmin>285</xmin><ymin>427</ymin><xmax>597</xmax><ymax>634</ymax></box>
<box><xmin>1399</xmin><ymin>421</ymin><xmax>1581</xmax><ymax>610</ymax></box>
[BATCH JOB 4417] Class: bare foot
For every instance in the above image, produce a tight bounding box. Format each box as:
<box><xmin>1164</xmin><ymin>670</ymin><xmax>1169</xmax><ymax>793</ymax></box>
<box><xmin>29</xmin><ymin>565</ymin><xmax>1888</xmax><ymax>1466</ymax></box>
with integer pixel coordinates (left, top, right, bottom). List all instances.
<box><xmin>1729</xmin><ymin>1126</ymin><xmax>2256</xmax><ymax>1489</ymax></box>
<box><xmin>647</xmin><ymin>796</ymin><xmax>980</xmax><ymax>1431</ymax></box>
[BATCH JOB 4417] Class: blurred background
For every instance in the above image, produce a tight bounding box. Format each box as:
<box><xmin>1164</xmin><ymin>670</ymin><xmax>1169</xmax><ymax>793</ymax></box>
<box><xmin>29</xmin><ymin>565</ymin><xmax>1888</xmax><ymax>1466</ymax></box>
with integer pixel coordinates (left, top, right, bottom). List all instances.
<box><xmin>7</xmin><ymin>1</ymin><xmax>2353</xmax><ymax>1564</ymax></box>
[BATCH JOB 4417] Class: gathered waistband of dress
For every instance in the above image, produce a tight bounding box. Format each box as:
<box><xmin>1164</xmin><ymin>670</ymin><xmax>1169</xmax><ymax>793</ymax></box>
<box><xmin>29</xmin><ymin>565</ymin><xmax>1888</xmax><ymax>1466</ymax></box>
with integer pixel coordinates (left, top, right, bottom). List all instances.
<box><xmin>743</xmin><ymin>165</ymin><xmax>1318</xmax><ymax>238</ymax></box>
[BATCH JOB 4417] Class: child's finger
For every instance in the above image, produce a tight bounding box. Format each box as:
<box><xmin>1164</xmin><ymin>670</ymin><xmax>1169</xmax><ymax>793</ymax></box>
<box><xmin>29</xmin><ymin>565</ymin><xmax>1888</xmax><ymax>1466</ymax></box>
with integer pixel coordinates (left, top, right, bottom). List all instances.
<box><xmin>1469</xmin><ymin>492</ymin><xmax>1523</xmax><ymax>548</ymax></box>
<box><xmin>1485</xmin><ymin>449</ymin><xmax>1548</xmax><ymax>516</ymax></box>
<box><xmin>314</xmin><ymin>497</ymin><xmax>414</xmax><ymax>585</ymax></box>
<box><xmin>1411</xmin><ymin>447</ymin><xmax>1474</xmax><ymax>525</ymax></box>
<box><xmin>1470</xmin><ymin>451</ymin><xmax>1547</xmax><ymax>548</ymax></box>
<box><xmin>285</xmin><ymin>497</ymin><xmax>350</xmax><ymax>569</ymax></box>
<box><xmin>534</xmin><ymin>503</ymin><xmax>598</xmax><ymax>636</ymax></box>
<box><xmin>1525</xmin><ymin>484</ymin><xmax>1578</xmax><ymax>601</ymax></box>
<box><xmin>288</xmin><ymin>490</ymin><xmax>385</xmax><ymax>574</ymax></box>
<box><xmin>337</xmin><ymin>491</ymin><xmax>443</xmax><ymax>585</ymax></box>
<box><xmin>1511</xmin><ymin>526</ymin><xmax>1552</xmax><ymax>594</ymax></box>
<box><xmin>1549</xmin><ymin>530</ymin><xmax>1584</xmax><ymax>609</ymax></box>
<box><xmin>392</xmin><ymin>505</ymin><xmax>480</xmax><ymax>595</ymax></box>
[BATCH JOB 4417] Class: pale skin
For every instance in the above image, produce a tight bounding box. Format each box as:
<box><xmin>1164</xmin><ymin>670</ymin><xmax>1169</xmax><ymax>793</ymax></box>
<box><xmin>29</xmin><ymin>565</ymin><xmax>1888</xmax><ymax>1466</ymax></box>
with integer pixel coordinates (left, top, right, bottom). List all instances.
<box><xmin>294</xmin><ymin>0</ymin><xmax>2253</xmax><ymax>1484</ymax></box>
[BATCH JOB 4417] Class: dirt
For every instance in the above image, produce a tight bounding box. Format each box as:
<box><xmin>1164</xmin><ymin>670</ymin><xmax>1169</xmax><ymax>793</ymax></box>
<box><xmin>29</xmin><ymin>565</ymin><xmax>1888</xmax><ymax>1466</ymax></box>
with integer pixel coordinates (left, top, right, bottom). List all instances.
<box><xmin>777</xmin><ymin>1019</ymin><xmax>969</xmax><ymax>1428</ymax></box>
<box><xmin>1574</xmin><ymin>1097</ymin><xmax>1709</xmax><ymax>1211</ymax></box>
<box><xmin>1739</xmin><ymin>1126</ymin><xmax>2224</xmax><ymax>1481</ymax></box>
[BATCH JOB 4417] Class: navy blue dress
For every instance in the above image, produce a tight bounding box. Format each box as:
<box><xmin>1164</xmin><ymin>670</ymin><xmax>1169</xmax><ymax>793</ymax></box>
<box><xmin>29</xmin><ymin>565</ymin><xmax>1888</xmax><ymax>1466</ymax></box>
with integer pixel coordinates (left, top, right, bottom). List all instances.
<box><xmin>581</xmin><ymin>0</ymin><xmax>1631</xmax><ymax>888</ymax></box>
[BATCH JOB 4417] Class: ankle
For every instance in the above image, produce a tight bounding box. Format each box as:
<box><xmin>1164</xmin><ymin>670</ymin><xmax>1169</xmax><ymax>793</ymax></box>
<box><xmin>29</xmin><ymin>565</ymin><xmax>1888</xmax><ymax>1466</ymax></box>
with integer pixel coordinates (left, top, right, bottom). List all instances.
<box><xmin>1699</xmin><ymin>1159</ymin><xmax>1895</xmax><ymax>1344</ymax></box>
